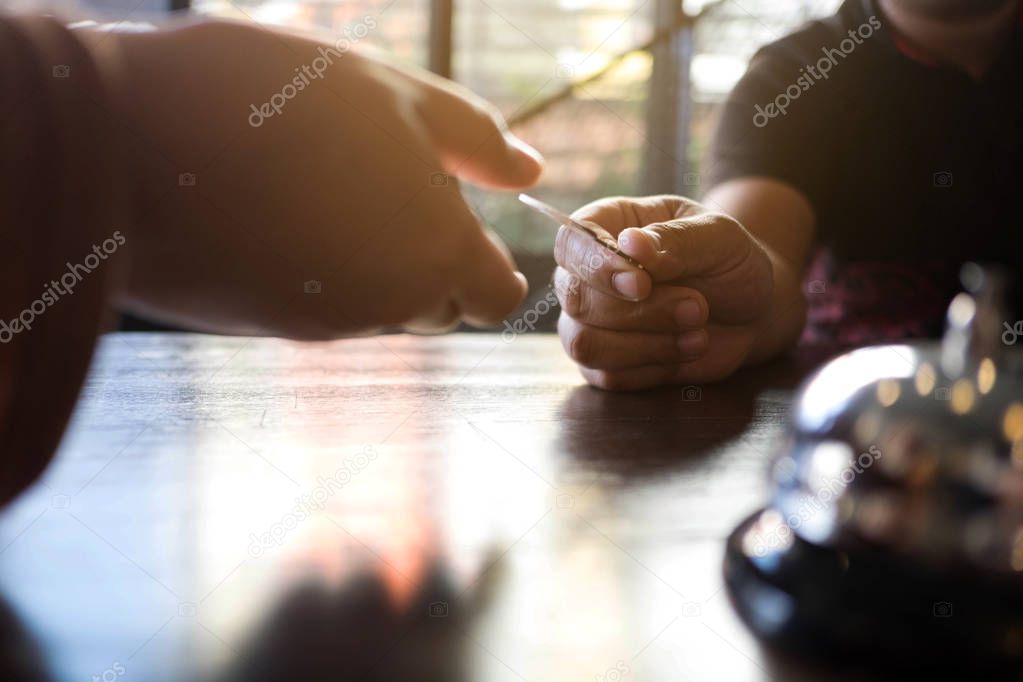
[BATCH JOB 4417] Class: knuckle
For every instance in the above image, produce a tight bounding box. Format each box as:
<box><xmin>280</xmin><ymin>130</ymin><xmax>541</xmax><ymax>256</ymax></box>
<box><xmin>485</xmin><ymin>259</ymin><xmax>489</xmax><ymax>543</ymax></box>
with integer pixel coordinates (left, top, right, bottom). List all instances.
<box><xmin>573</xmin><ymin>283</ymin><xmax>592</xmax><ymax>320</ymax></box>
<box><xmin>552</xmin><ymin>266</ymin><xmax>569</xmax><ymax>293</ymax></box>
<box><xmin>419</xmin><ymin>252</ymin><xmax>462</xmax><ymax>296</ymax></box>
<box><xmin>651</xmin><ymin>222</ymin><xmax>689</xmax><ymax>259</ymax></box>
<box><xmin>558</xmin><ymin>276</ymin><xmax>581</xmax><ymax>317</ymax></box>
<box><xmin>567</xmin><ymin>324</ymin><xmax>598</xmax><ymax>366</ymax></box>
<box><xmin>582</xmin><ymin>248</ymin><xmax>613</xmax><ymax>280</ymax></box>
<box><xmin>472</xmin><ymin>99</ymin><xmax>504</xmax><ymax>128</ymax></box>
<box><xmin>464</xmin><ymin>101</ymin><xmax>505</xmax><ymax>140</ymax></box>
<box><xmin>562</xmin><ymin>279</ymin><xmax>591</xmax><ymax>320</ymax></box>
<box><xmin>553</xmin><ymin>227</ymin><xmax>571</xmax><ymax>265</ymax></box>
<box><xmin>555</xmin><ymin>227</ymin><xmax>588</xmax><ymax>266</ymax></box>
<box><xmin>555</xmin><ymin>234</ymin><xmax>610</xmax><ymax>289</ymax></box>
<box><xmin>583</xmin><ymin>369</ymin><xmax>612</xmax><ymax>390</ymax></box>
<box><xmin>583</xmin><ymin>369</ymin><xmax>628</xmax><ymax>392</ymax></box>
<box><xmin>578</xmin><ymin>196</ymin><xmax>626</xmax><ymax>221</ymax></box>
<box><xmin>705</xmin><ymin>211</ymin><xmax>744</xmax><ymax>239</ymax></box>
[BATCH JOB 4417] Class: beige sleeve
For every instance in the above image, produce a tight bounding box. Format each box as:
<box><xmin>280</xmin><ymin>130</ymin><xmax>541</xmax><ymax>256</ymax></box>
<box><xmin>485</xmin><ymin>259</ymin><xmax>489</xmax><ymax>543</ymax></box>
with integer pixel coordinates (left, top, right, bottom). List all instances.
<box><xmin>0</xmin><ymin>14</ymin><xmax>128</xmax><ymax>506</ymax></box>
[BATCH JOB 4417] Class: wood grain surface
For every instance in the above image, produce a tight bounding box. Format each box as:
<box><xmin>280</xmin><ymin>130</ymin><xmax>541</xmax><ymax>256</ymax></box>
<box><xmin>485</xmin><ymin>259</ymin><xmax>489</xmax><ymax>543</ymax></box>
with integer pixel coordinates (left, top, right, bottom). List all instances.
<box><xmin>0</xmin><ymin>332</ymin><xmax>850</xmax><ymax>682</ymax></box>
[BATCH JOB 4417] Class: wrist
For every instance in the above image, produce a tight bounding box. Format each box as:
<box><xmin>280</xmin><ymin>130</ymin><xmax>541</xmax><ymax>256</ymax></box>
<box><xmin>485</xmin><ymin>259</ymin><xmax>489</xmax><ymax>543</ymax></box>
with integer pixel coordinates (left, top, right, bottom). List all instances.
<box><xmin>745</xmin><ymin>246</ymin><xmax>807</xmax><ymax>365</ymax></box>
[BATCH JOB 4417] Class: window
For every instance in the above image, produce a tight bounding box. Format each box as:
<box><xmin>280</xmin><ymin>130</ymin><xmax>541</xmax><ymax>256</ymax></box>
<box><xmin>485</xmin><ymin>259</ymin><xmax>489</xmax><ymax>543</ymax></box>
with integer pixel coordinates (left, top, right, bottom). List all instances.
<box><xmin>193</xmin><ymin>0</ymin><xmax>841</xmax><ymax>254</ymax></box>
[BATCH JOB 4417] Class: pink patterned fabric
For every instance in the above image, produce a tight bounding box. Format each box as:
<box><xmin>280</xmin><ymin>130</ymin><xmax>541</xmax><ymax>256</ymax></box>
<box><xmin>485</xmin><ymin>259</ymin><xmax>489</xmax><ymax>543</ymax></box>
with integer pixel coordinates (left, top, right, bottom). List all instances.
<box><xmin>800</xmin><ymin>249</ymin><xmax>959</xmax><ymax>347</ymax></box>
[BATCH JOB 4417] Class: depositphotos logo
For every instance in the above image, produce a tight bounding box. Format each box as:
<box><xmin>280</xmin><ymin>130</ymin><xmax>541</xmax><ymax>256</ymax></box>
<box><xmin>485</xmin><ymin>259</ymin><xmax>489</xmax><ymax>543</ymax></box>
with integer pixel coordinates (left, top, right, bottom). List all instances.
<box><xmin>247</xmin><ymin>446</ymin><xmax>378</xmax><ymax>557</ymax></box>
<box><xmin>248</xmin><ymin>16</ymin><xmax>377</xmax><ymax>127</ymax></box>
<box><xmin>753</xmin><ymin>15</ymin><xmax>881</xmax><ymax>128</ymax></box>
<box><xmin>1</xmin><ymin>231</ymin><xmax>126</xmax><ymax>344</ymax></box>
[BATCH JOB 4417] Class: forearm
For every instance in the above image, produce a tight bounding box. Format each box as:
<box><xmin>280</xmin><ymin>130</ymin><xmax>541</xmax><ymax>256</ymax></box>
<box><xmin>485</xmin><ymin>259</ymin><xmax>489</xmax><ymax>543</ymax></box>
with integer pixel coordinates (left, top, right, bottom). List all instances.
<box><xmin>0</xmin><ymin>14</ymin><xmax>129</xmax><ymax>505</ymax></box>
<box><xmin>702</xmin><ymin>177</ymin><xmax>815</xmax><ymax>365</ymax></box>
<box><xmin>745</xmin><ymin>245</ymin><xmax>807</xmax><ymax>364</ymax></box>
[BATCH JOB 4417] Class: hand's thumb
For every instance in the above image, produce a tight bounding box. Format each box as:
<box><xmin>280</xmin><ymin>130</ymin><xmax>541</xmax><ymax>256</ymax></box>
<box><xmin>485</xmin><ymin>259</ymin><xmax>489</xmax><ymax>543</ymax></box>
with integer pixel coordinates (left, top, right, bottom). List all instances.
<box><xmin>617</xmin><ymin>214</ymin><xmax>744</xmax><ymax>283</ymax></box>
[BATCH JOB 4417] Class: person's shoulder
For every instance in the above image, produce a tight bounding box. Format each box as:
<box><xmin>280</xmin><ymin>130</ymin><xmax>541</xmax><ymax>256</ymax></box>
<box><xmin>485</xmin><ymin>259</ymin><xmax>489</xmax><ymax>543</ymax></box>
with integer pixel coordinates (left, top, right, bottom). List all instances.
<box><xmin>756</xmin><ymin>6</ymin><xmax>854</xmax><ymax>62</ymax></box>
<box><xmin>745</xmin><ymin>0</ymin><xmax>882</xmax><ymax>88</ymax></box>
<box><xmin>706</xmin><ymin>2</ymin><xmax>882</xmax><ymax>213</ymax></box>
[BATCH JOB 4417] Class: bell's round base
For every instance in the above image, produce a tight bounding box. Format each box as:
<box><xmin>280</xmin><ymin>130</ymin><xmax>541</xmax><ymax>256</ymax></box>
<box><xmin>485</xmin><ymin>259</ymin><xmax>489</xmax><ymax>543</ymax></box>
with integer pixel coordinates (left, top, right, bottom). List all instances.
<box><xmin>724</xmin><ymin>509</ymin><xmax>1023</xmax><ymax>678</ymax></box>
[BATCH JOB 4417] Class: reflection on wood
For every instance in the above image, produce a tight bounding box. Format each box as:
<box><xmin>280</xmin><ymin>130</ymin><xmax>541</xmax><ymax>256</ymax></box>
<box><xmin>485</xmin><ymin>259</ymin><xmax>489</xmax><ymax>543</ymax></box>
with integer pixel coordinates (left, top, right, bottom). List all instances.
<box><xmin>0</xmin><ymin>333</ymin><xmax>850</xmax><ymax>681</ymax></box>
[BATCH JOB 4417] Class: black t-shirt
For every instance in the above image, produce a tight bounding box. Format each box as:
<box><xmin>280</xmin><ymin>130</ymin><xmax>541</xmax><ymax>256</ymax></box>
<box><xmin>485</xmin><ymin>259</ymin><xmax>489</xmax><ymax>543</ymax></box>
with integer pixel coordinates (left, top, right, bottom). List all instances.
<box><xmin>706</xmin><ymin>0</ymin><xmax>1022</xmax><ymax>343</ymax></box>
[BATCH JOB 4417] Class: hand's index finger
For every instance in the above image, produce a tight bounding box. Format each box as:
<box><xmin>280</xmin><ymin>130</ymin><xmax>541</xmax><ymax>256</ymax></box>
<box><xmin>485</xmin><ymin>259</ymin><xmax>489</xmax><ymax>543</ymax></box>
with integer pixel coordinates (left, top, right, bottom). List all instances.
<box><xmin>553</xmin><ymin>224</ymin><xmax>652</xmax><ymax>302</ymax></box>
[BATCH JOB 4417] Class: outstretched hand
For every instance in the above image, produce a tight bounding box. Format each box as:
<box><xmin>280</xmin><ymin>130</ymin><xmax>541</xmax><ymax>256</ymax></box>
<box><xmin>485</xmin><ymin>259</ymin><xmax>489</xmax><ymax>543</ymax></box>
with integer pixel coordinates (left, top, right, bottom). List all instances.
<box><xmin>102</xmin><ymin>19</ymin><xmax>543</xmax><ymax>337</ymax></box>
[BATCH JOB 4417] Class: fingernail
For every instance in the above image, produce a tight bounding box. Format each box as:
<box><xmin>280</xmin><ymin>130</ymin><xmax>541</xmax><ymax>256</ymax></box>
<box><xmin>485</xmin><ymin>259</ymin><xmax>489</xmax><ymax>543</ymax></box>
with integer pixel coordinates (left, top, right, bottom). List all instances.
<box><xmin>674</xmin><ymin>298</ymin><xmax>702</xmax><ymax>329</ymax></box>
<box><xmin>513</xmin><ymin>271</ymin><xmax>529</xmax><ymax>294</ymax></box>
<box><xmin>677</xmin><ymin>329</ymin><xmax>708</xmax><ymax>357</ymax></box>
<box><xmin>617</xmin><ymin>228</ymin><xmax>640</xmax><ymax>249</ymax></box>
<box><xmin>612</xmin><ymin>271</ymin><xmax>641</xmax><ymax>300</ymax></box>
